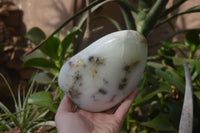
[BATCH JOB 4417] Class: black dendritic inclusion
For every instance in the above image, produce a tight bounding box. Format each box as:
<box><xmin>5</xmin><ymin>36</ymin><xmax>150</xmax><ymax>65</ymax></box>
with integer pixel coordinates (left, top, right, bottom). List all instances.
<box><xmin>91</xmin><ymin>88</ymin><xmax>107</xmax><ymax>102</ymax></box>
<box><xmin>124</xmin><ymin>65</ymin><xmax>130</xmax><ymax>72</ymax></box>
<box><xmin>68</xmin><ymin>71</ymin><xmax>82</xmax><ymax>98</ymax></box>
<box><xmin>103</xmin><ymin>78</ymin><xmax>109</xmax><ymax>84</ymax></box>
<box><xmin>88</xmin><ymin>56</ymin><xmax>104</xmax><ymax>65</ymax></box>
<box><xmin>74</xmin><ymin>73</ymin><xmax>82</xmax><ymax>81</ymax></box>
<box><xmin>98</xmin><ymin>88</ymin><xmax>107</xmax><ymax>95</ymax></box>
<box><xmin>68</xmin><ymin>87</ymin><xmax>80</xmax><ymax>98</ymax></box>
<box><xmin>110</xmin><ymin>95</ymin><xmax>117</xmax><ymax>102</ymax></box>
<box><xmin>119</xmin><ymin>77</ymin><xmax>127</xmax><ymax>90</ymax></box>
<box><xmin>118</xmin><ymin>61</ymin><xmax>140</xmax><ymax>90</ymax></box>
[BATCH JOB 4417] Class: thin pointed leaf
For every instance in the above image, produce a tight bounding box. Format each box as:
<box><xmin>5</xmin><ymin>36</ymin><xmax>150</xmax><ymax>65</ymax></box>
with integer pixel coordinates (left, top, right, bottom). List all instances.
<box><xmin>179</xmin><ymin>60</ymin><xmax>193</xmax><ymax>133</ymax></box>
<box><xmin>27</xmin><ymin>121</ymin><xmax>55</xmax><ymax>132</ymax></box>
<box><xmin>77</xmin><ymin>0</ymin><xmax>113</xmax><ymax>28</ymax></box>
<box><xmin>160</xmin><ymin>0</ymin><xmax>186</xmax><ymax>18</ymax></box>
<box><xmin>117</xmin><ymin>1</ymin><xmax>136</xmax><ymax>30</ymax></box>
<box><xmin>161</xmin><ymin>6</ymin><xmax>200</xmax><ymax>25</ymax></box>
<box><xmin>116</xmin><ymin>0</ymin><xmax>139</xmax><ymax>13</ymax></box>
<box><xmin>0</xmin><ymin>102</ymin><xmax>11</xmax><ymax>114</ymax></box>
<box><xmin>93</xmin><ymin>15</ymin><xmax>122</xmax><ymax>30</ymax></box>
<box><xmin>0</xmin><ymin>74</ymin><xmax>18</xmax><ymax>108</ymax></box>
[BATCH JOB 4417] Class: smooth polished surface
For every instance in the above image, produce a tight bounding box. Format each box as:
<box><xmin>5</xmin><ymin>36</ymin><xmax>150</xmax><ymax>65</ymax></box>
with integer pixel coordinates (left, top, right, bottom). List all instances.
<box><xmin>58</xmin><ymin>30</ymin><xmax>147</xmax><ymax>112</ymax></box>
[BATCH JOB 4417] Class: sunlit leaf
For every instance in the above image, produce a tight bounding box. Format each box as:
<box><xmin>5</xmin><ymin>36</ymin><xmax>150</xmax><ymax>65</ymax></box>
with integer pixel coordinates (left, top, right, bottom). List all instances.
<box><xmin>148</xmin><ymin>62</ymin><xmax>185</xmax><ymax>93</ymax></box>
<box><xmin>28</xmin><ymin>91</ymin><xmax>57</xmax><ymax>113</ymax></box>
<box><xmin>133</xmin><ymin>82</ymin><xmax>172</xmax><ymax>106</ymax></box>
<box><xmin>21</xmin><ymin>49</ymin><xmax>46</xmax><ymax>61</ymax></box>
<box><xmin>32</xmin><ymin>72</ymin><xmax>52</xmax><ymax>84</ymax></box>
<box><xmin>140</xmin><ymin>116</ymin><xmax>176</xmax><ymax>131</ymax></box>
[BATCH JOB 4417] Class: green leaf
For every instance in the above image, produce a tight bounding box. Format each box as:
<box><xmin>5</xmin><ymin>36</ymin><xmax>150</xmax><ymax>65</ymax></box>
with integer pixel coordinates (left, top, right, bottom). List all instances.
<box><xmin>140</xmin><ymin>0</ymin><xmax>168</xmax><ymax>36</ymax></box>
<box><xmin>140</xmin><ymin>116</ymin><xmax>176</xmax><ymax>131</ymax></box>
<box><xmin>40</xmin><ymin>37</ymin><xmax>60</xmax><ymax>60</ymax></box>
<box><xmin>60</xmin><ymin>27</ymin><xmax>82</xmax><ymax>63</ymax></box>
<box><xmin>28</xmin><ymin>91</ymin><xmax>57</xmax><ymax>113</ymax></box>
<box><xmin>27</xmin><ymin>121</ymin><xmax>55</xmax><ymax>132</ymax></box>
<box><xmin>21</xmin><ymin>49</ymin><xmax>46</xmax><ymax>61</ymax></box>
<box><xmin>137</xmin><ymin>130</ymin><xmax>148</xmax><ymax>133</ymax></box>
<box><xmin>23</xmin><ymin>58</ymin><xmax>58</xmax><ymax>70</ymax></box>
<box><xmin>25</xmin><ymin>27</ymin><xmax>46</xmax><ymax>45</ymax></box>
<box><xmin>177</xmin><ymin>59</ymin><xmax>200</xmax><ymax>81</ymax></box>
<box><xmin>185</xmin><ymin>30</ymin><xmax>200</xmax><ymax>58</ymax></box>
<box><xmin>148</xmin><ymin>62</ymin><xmax>185</xmax><ymax>93</ymax></box>
<box><xmin>166</xmin><ymin>102</ymin><xmax>182</xmax><ymax>128</ymax></box>
<box><xmin>32</xmin><ymin>72</ymin><xmax>53</xmax><ymax>84</ymax></box>
<box><xmin>133</xmin><ymin>82</ymin><xmax>172</xmax><ymax>106</ymax></box>
<box><xmin>194</xmin><ymin>91</ymin><xmax>200</xmax><ymax>100</ymax></box>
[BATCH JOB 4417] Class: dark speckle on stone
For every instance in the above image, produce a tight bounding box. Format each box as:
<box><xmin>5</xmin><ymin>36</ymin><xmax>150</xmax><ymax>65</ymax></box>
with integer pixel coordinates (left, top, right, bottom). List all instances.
<box><xmin>98</xmin><ymin>88</ymin><xmax>107</xmax><ymax>95</ymax></box>
<box><xmin>119</xmin><ymin>83</ymin><xmax>126</xmax><ymax>90</ymax></box>
<box><xmin>73</xmin><ymin>71</ymin><xmax>82</xmax><ymax>81</ymax></box>
<box><xmin>68</xmin><ymin>87</ymin><xmax>80</xmax><ymax>98</ymax></box>
<box><xmin>122</xmin><ymin>77</ymin><xmax>127</xmax><ymax>82</ymax></box>
<box><xmin>124</xmin><ymin>65</ymin><xmax>130</xmax><ymax>72</ymax></box>
<box><xmin>75</xmin><ymin>74</ymin><xmax>81</xmax><ymax>80</ymax></box>
<box><xmin>88</xmin><ymin>56</ymin><xmax>104</xmax><ymax>65</ymax></box>
<box><xmin>103</xmin><ymin>78</ymin><xmax>109</xmax><ymax>84</ymax></box>
<box><xmin>91</xmin><ymin>95</ymin><xmax>98</xmax><ymax>102</ymax></box>
<box><xmin>118</xmin><ymin>77</ymin><xmax>127</xmax><ymax>90</ymax></box>
<box><xmin>68</xmin><ymin>61</ymin><xmax>74</xmax><ymax>67</ymax></box>
<box><xmin>79</xmin><ymin>82</ymin><xmax>82</xmax><ymax>86</ymax></box>
<box><xmin>110</xmin><ymin>95</ymin><xmax>117</xmax><ymax>102</ymax></box>
<box><xmin>123</xmin><ymin>60</ymin><xmax>140</xmax><ymax>72</ymax></box>
<box><xmin>88</xmin><ymin>56</ymin><xmax>94</xmax><ymax>62</ymax></box>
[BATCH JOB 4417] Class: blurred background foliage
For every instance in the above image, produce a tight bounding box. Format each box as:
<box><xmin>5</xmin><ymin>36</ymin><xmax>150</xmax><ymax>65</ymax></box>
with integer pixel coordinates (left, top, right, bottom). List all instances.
<box><xmin>0</xmin><ymin>0</ymin><xmax>200</xmax><ymax>132</ymax></box>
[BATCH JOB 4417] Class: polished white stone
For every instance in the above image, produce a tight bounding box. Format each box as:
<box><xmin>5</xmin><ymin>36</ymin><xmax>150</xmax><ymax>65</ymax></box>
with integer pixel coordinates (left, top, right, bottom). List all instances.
<box><xmin>58</xmin><ymin>30</ymin><xmax>147</xmax><ymax>112</ymax></box>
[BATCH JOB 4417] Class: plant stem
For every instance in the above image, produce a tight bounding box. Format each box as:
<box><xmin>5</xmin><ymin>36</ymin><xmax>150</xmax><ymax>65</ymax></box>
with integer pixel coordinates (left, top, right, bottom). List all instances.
<box><xmin>118</xmin><ymin>1</ymin><xmax>136</xmax><ymax>30</ymax></box>
<box><xmin>160</xmin><ymin>0</ymin><xmax>186</xmax><ymax>18</ymax></box>
<box><xmin>25</xmin><ymin>0</ymin><xmax>105</xmax><ymax>55</ymax></box>
<box><xmin>149</xmin><ymin>28</ymin><xmax>200</xmax><ymax>48</ymax></box>
<box><xmin>159</xmin><ymin>5</ymin><xmax>200</xmax><ymax>26</ymax></box>
<box><xmin>139</xmin><ymin>0</ymin><xmax>154</xmax><ymax>10</ymax></box>
<box><xmin>140</xmin><ymin>0</ymin><xmax>169</xmax><ymax>37</ymax></box>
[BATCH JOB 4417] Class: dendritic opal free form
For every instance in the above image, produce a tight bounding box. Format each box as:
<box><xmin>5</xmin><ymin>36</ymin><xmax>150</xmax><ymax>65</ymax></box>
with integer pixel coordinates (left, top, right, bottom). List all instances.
<box><xmin>58</xmin><ymin>30</ymin><xmax>147</xmax><ymax>112</ymax></box>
